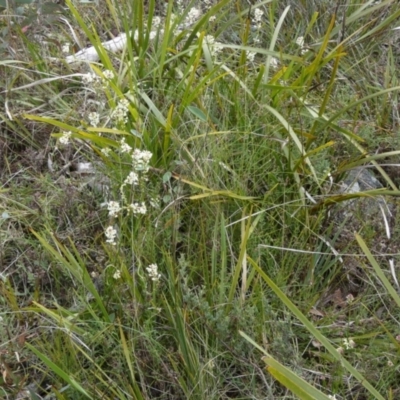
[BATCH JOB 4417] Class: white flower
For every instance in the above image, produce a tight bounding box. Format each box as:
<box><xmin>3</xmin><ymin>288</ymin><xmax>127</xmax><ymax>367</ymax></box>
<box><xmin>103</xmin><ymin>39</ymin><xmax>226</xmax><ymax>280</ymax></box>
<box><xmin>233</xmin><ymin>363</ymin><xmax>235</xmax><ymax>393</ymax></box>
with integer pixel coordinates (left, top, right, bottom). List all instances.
<box><xmin>269</xmin><ymin>57</ymin><xmax>279</xmax><ymax>68</ymax></box>
<box><xmin>129</xmin><ymin>202</ymin><xmax>147</xmax><ymax>215</ymax></box>
<box><xmin>204</xmin><ymin>35</ymin><xmax>224</xmax><ymax>56</ymax></box>
<box><xmin>209</xmin><ymin>15</ymin><xmax>216</xmax><ymax>22</ymax></box>
<box><xmin>253</xmin><ymin>8</ymin><xmax>264</xmax><ymax>24</ymax></box>
<box><xmin>346</xmin><ymin>293</ymin><xmax>355</xmax><ymax>304</ymax></box>
<box><xmin>82</xmin><ymin>72</ymin><xmax>100</xmax><ymax>85</ymax></box>
<box><xmin>105</xmin><ymin>226</ymin><xmax>117</xmax><ymax>245</ymax></box>
<box><xmin>328</xmin><ymin>396</ymin><xmax>337</xmax><ymax>400</ymax></box>
<box><xmin>107</xmin><ymin>201</ymin><xmax>121</xmax><ymax>217</ymax></box>
<box><xmin>112</xmin><ymin>98</ymin><xmax>130</xmax><ymax>124</ymax></box>
<box><xmin>247</xmin><ymin>51</ymin><xmax>256</xmax><ymax>63</ymax></box>
<box><xmin>295</xmin><ymin>36</ymin><xmax>307</xmax><ymax>54</ymax></box>
<box><xmin>296</xmin><ymin>36</ymin><xmax>305</xmax><ymax>48</ymax></box>
<box><xmin>61</xmin><ymin>43</ymin><xmax>70</xmax><ymax>54</ymax></box>
<box><xmin>120</xmin><ymin>137</ymin><xmax>132</xmax><ymax>154</ymax></box>
<box><xmin>343</xmin><ymin>338</ymin><xmax>356</xmax><ymax>350</ymax></box>
<box><xmin>204</xmin><ymin>34</ymin><xmax>216</xmax><ymax>46</ymax></box>
<box><xmin>82</xmin><ymin>73</ymin><xmax>94</xmax><ymax>84</ymax></box>
<box><xmin>103</xmin><ymin>70</ymin><xmax>114</xmax><ymax>80</ymax></box>
<box><xmin>88</xmin><ymin>112</ymin><xmax>100</xmax><ymax>127</ymax></box>
<box><xmin>186</xmin><ymin>7</ymin><xmax>202</xmax><ymax>25</ymax></box>
<box><xmin>59</xmin><ymin>131</ymin><xmax>72</xmax><ymax>145</ymax></box>
<box><xmin>146</xmin><ymin>263</ymin><xmax>161</xmax><ymax>281</ymax></box>
<box><xmin>120</xmin><ymin>99</ymin><xmax>129</xmax><ymax>109</ymax></box>
<box><xmin>132</xmin><ymin>149</ymin><xmax>152</xmax><ymax>172</ymax></box>
<box><xmin>124</xmin><ymin>171</ymin><xmax>139</xmax><ymax>186</ymax></box>
<box><xmin>101</xmin><ymin>147</ymin><xmax>111</xmax><ymax>156</ymax></box>
<box><xmin>113</xmin><ymin>270</ymin><xmax>121</xmax><ymax>279</ymax></box>
<box><xmin>152</xmin><ymin>16</ymin><xmax>161</xmax><ymax>27</ymax></box>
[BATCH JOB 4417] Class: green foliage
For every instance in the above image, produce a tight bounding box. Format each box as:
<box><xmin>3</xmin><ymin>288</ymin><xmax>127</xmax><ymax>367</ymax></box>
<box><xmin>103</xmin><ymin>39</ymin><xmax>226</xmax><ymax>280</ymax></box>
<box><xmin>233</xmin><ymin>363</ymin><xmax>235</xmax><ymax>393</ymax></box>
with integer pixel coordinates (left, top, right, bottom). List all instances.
<box><xmin>0</xmin><ymin>0</ymin><xmax>34</xmax><ymax>8</ymax></box>
<box><xmin>1</xmin><ymin>0</ymin><xmax>400</xmax><ymax>398</ymax></box>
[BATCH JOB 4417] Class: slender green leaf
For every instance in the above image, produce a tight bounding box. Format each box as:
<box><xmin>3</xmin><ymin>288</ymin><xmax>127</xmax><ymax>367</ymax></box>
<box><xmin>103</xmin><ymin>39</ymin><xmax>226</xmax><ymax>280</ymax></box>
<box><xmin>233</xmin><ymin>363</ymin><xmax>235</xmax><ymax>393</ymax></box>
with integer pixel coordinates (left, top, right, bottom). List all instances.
<box><xmin>356</xmin><ymin>234</ymin><xmax>400</xmax><ymax>308</ymax></box>
<box><xmin>25</xmin><ymin>343</ymin><xmax>92</xmax><ymax>399</ymax></box>
<box><xmin>246</xmin><ymin>256</ymin><xmax>386</xmax><ymax>400</ymax></box>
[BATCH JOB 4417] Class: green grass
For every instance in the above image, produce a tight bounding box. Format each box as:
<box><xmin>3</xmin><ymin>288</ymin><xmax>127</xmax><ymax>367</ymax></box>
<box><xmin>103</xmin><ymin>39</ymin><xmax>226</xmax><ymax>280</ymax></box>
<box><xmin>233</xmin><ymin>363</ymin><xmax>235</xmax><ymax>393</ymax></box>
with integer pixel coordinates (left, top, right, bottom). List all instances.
<box><xmin>1</xmin><ymin>0</ymin><xmax>400</xmax><ymax>398</ymax></box>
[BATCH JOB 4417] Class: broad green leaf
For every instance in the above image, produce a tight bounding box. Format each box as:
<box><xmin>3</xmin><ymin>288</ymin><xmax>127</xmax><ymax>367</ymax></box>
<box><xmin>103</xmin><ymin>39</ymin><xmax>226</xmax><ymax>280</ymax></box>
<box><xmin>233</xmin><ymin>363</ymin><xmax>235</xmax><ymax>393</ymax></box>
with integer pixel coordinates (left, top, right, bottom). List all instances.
<box><xmin>263</xmin><ymin>356</ymin><xmax>332</xmax><ymax>400</ymax></box>
<box><xmin>187</xmin><ymin>106</ymin><xmax>207</xmax><ymax>122</ymax></box>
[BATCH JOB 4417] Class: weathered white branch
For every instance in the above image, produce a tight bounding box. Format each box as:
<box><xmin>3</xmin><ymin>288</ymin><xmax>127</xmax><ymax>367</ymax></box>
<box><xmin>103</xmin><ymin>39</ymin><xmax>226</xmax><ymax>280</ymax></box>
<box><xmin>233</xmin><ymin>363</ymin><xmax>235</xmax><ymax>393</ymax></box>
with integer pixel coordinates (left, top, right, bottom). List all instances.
<box><xmin>65</xmin><ymin>32</ymin><xmax>132</xmax><ymax>64</ymax></box>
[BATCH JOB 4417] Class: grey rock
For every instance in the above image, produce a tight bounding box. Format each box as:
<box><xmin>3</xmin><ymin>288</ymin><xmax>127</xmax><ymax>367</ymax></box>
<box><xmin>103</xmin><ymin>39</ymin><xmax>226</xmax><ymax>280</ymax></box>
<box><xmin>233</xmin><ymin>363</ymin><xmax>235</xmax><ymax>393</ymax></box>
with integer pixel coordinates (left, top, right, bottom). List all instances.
<box><xmin>340</xmin><ymin>166</ymin><xmax>383</xmax><ymax>193</ymax></box>
<box><xmin>333</xmin><ymin>166</ymin><xmax>394</xmax><ymax>239</ymax></box>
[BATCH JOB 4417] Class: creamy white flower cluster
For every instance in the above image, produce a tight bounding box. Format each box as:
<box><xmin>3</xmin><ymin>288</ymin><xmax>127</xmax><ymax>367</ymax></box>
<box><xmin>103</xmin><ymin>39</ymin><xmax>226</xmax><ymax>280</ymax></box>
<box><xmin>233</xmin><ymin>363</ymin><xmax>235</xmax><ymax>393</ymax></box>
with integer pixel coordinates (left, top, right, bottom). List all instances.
<box><xmin>132</xmin><ymin>149</ymin><xmax>153</xmax><ymax>172</ymax></box>
<box><xmin>186</xmin><ymin>7</ymin><xmax>202</xmax><ymax>25</ymax></box>
<box><xmin>203</xmin><ymin>34</ymin><xmax>224</xmax><ymax>57</ymax></box>
<box><xmin>79</xmin><ymin>69</ymin><xmax>117</xmax><ymax>129</ymax></box>
<box><xmin>104</xmin><ymin>141</ymin><xmax>156</xmax><ymax>245</ymax></box>
<box><xmin>252</xmin><ymin>8</ymin><xmax>264</xmax><ymax>29</ymax></box>
<box><xmin>247</xmin><ymin>8</ymin><xmax>274</xmax><ymax>65</ymax></box>
<box><xmin>129</xmin><ymin>202</ymin><xmax>147</xmax><ymax>215</ymax></box>
<box><xmin>104</xmin><ymin>200</ymin><xmax>147</xmax><ymax>246</ymax></box>
<box><xmin>82</xmin><ymin>72</ymin><xmax>101</xmax><ymax>86</ymax></box>
<box><xmin>103</xmin><ymin>70</ymin><xmax>114</xmax><ymax>80</ymax></box>
<box><xmin>82</xmin><ymin>69</ymin><xmax>114</xmax><ymax>87</ymax></box>
<box><xmin>112</xmin><ymin>98</ymin><xmax>130</xmax><ymax>124</ymax></box>
<box><xmin>118</xmin><ymin>144</ymin><xmax>153</xmax><ymax>201</ymax></box>
<box><xmin>107</xmin><ymin>201</ymin><xmax>121</xmax><ymax>218</ymax></box>
<box><xmin>296</xmin><ymin>36</ymin><xmax>307</xmax><ymax>55</ymax></box>
<box><xmin>146</xmin><ymin>263</ymin><xmax>161</xmax><ymax>282</ymax></box>
<box><xmin>124</xmin><ymin>171</ymin><xmax>139</xmax><ymax>186</ymax></box>
<box><xmin>118</xmin><ymin>138</ymin><xmax>153</xmax><ymax>173</ymax></box>
<box><xmin>59</xmin><ymin>131</ymin><xmax>72</xmax><ymax>146</ymax></box>
<box><xmin>105</xmin><ymin>226</ymin><xmax>118</xmax><ymax>245</ymax></box>
<box><xmin>88</xmin><ymin>112</ymin><xmax>100</xmax><ymax>127</ymax></box>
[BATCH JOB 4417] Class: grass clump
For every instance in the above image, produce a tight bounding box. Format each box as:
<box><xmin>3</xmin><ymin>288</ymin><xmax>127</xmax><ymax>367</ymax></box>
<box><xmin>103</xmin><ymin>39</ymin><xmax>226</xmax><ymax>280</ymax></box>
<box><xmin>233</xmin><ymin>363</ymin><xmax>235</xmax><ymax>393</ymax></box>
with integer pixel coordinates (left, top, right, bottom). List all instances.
<box><xmin>1</xmin><ymin>0</ymin><xmax>400</xmax><ymax>399</ymax></box>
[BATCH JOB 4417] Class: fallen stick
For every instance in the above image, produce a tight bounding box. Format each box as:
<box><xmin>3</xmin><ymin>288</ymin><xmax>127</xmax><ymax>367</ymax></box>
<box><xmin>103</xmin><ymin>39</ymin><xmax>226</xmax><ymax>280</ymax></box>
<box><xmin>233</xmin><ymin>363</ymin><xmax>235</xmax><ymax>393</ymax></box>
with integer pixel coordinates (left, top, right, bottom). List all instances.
<box><xmin>65</xmin><ymin>31</ymin><xmax>133</xmax><ymax>64</ymax></box>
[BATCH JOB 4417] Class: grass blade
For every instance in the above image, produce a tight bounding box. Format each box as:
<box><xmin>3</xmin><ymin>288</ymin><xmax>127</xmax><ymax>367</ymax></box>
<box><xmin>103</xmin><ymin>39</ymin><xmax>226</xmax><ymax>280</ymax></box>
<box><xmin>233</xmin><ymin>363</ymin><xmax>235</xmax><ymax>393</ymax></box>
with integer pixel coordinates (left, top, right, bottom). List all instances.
<box><xmin>246</xmin><ymin>256</ymin><xmax>386</xmax><ymax>400</ymax></box>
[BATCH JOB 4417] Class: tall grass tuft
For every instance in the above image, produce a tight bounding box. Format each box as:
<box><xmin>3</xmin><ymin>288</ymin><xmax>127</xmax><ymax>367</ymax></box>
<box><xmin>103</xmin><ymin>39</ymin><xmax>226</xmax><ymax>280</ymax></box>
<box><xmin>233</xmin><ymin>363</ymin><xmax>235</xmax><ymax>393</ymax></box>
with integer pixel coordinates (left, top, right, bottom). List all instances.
<box><xmin>1</xmin><ymin>0</ymin><xmax>400</xmax><ymax>398</ymax></box>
